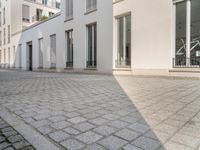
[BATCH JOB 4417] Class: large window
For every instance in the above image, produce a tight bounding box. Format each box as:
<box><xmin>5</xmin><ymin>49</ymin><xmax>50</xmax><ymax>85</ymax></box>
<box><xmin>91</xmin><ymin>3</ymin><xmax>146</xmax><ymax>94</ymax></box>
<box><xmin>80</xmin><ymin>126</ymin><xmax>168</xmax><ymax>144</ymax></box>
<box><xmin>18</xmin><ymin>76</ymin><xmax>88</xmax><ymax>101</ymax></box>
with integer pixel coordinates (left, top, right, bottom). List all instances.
<box><xmin>22</xmin><ymin>5</ymin><xmax>30</xmax><ymax>22</ymax></box>
<box><xmin>66</xmin><ymin>0</ymin><xmax>73</xmax><ymax>20</ymax></box>
<box><xmin>8</xmin><ymin>25</ymin><xmax>10</xmax><ymax>43</ymax></box>
<box><xmin>87</xmin><ymin>23</ymin><xmax>97</xmax><ymax>68</ymax></box>
<box><xmin>3</xmin><ymin>8</ymin><xmax>5</xmax><ymax>25</ymax></box>
<box><xmin>13</xmin><ymin>46</ymin><xmax>16</xmax><ymax>68</ymax></box>
<box><xmin>8</xmin><ymin>47</ymin><xmax>10</xmax><ymax>67</ymax></box>
<box><xmin>116</xmin><ymin>14</ymin><xmax>131</xmax><ymax>68</ymax></box>
<box><xmin>38</xmin><ymin>38</ymin><xmax>44</xmax><ymax>68</ymax></box>
<box><xmin>175</xmin><ymin>1</ymin><xmax>187</xmax><ymax>66</ymax></box>
<box><xmin>50</xmin><ymin>34</ymin><xmax>56</xmax><ymax>68</ymax></box>
<box><xmin>66</xmin><ymin>30</ymin><xmax>73</xmax><ymax>68</ymax></box>
<box><xmin>18</xmin><ymin>44</ymin><xmax>22</xmax><ymax>68</ymax></box>
<box><xmin>175</xmin><ymin>0</ymin><xmax>200</xmax><ymax>67</ymax></box>
<box><xmin>86</xmin><ymin>0</ymin><xmax>97</xmax><ymax>12</ymax></box>
<box><xmin>190</xmin><ymin>0</ymin><xmax>200</xmax><ymax>65</ymax></box>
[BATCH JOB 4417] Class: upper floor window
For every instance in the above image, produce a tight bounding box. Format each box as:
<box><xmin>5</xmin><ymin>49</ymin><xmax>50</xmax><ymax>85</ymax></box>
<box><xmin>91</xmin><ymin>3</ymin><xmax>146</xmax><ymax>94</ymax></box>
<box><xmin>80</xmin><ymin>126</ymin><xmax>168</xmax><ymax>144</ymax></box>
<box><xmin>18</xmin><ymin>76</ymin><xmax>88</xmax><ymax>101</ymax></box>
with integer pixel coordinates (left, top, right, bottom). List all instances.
<box><xmin>0</xmin><ymin>12</ymin><xmax>1</xmax><ymax>27</ymax></box>
<box><xmin>7</xmin><ymin>25</ymin><xmax>10</xmax><ymax>43</ymax></box>
<box><xmin>3</xmin><ymin>8</ymin><xmax>5</xmax><ymax>25</ymax></box>
<box><xmin>3</xmin><ymin>28</ymin><xmax>5</xmax><ymax>45</ymax></box>
<box><xmin>66</xmin><ymin>0</ymin><xmax>73</xmax><ymax>20</ymax></box>
<box><xmin>86</xmin><ymin>0</ymin><xmax>97</xmax><ymax>13</ymax></box>
<box><xmin>36</xmin><ymin>9</ymin><xmax>43</xmax><ymax>21</ymax></box>
<box><xmin>42</xmin><ymin>0</ymin><xmax>48</xmax><ymax>5</ymax></box>
<box><xmin>22</xmin><ymin>5</ymin><xmax>30</xmax><ymax>22</ymax></box>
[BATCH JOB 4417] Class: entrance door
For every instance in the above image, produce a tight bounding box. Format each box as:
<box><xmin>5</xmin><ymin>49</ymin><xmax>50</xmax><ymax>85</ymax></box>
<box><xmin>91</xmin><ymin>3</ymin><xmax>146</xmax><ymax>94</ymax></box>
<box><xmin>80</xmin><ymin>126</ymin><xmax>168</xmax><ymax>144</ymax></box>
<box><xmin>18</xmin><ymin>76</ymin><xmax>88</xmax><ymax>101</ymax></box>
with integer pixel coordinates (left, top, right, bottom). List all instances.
<box><xmin>27</xmin><ymin>42</ymin><xmax>32</xmax><ymax>71</ymax></box>
<box><xmin>29</xmin><ymin>44</ymin><xmax>32</xmax><ymax>71</ymax></box>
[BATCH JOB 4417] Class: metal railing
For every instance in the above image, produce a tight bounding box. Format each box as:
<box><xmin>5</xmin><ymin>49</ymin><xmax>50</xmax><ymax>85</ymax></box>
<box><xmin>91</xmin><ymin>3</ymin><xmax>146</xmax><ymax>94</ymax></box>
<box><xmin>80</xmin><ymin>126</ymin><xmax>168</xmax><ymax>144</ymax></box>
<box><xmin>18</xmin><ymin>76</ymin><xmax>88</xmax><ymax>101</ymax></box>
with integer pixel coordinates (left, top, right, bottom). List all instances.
<box><xmin>115</xmin><ymin>59</ymin><xmax>131</xmax><ymax>68</ymax></box>
<box><xmin>66</xmin><ymin>61</ymin><xmax>73</xmax><ymax>68</ymax></box>
<box><xmin>87</xmin><ymin>61</ymin><xmax>97</xmax><ymax>68</ymax></box>
<box><xmin>173</xmin><ymin>57</ymin><xmax>200</xmax><ymax>68</ymax></box>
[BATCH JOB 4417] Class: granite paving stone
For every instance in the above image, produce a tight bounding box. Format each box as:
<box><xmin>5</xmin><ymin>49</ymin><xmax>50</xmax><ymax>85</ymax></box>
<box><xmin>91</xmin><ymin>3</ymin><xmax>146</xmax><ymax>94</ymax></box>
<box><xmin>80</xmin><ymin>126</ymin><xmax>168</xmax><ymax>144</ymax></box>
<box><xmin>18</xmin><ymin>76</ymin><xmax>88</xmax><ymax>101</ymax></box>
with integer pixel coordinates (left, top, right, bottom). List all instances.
<box><xmin>76</xmin><ymin>131</ymin><xmax>103</xmax><ymax>144</ymax></box>
<box><xmin>1</xmin><ymin>70</ymin><xmax>200</xmax><ymax>149</ymax></box>
<box><xmin>98</xmin><ymin>135</ymin><xmax>128</xmax><ymax>149</ymax></box>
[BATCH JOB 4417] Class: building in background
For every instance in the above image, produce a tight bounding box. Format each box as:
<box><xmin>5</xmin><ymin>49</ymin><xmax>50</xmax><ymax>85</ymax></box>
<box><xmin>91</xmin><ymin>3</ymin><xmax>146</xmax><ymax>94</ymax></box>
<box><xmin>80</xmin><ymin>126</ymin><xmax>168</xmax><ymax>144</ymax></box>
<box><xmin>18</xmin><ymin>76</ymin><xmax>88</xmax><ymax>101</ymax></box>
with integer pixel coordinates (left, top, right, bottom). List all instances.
<box><xmin>1</xmin><ymin>0</ymin><xmax>200</xmax><ymax>77</ymax></box>
<box><xmin>0</xmin><ymin>0</ymin><xmax>60</xmax><ymax>68</ymax></box>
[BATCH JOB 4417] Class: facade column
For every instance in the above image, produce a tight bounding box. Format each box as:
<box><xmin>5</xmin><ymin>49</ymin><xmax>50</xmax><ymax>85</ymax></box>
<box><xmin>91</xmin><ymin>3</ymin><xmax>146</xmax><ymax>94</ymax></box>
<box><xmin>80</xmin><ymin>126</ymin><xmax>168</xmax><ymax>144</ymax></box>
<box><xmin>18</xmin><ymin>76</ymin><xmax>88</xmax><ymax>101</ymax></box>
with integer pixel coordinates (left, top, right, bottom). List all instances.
<box><xmin>186</xmin><ymin>0</ymin><xmax>191</xmax><ymax>66</ymax></box>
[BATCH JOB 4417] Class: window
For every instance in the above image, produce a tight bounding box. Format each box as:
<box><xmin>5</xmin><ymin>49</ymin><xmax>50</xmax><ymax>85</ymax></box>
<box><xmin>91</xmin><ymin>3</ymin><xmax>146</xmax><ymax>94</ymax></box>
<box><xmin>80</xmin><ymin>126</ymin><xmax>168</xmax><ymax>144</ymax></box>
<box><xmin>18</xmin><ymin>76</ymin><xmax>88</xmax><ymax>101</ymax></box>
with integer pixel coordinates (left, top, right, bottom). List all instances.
<box><xmin>8</xmin><ymin>25</ymin><xmax>10</xmax><ymax>43</ymax></box>
<box><xmin>8</xmin><ymin>47</ymin><xmax>10</xmax><ymax>67</ymax></box>
<box><xmin>49</xmin><ymin>12</ymin><xmax>54</xmax><ymax>17</ymax></box>
<box><xmin>65</xmin><ymin>0</ymin><xmax>73</xmax><ymax>20</ymax></box>
<box><xmin>18</xmin><ymin>44</ymin><xmax>22</xmax><ymax>68</ymax></box>
<box><xmin>116</xmin><ymin>14</ymin><xmax>131</xmax><ymax>67</ymax></box>
<box><xmin>13</xmin><ymin>46</ymin><xmax>16</xmax><ymax>68</ymax></box>
<box><xmin>42</xmin><ymin>0</ymin><xmax>48</xmax><ymax>5</ymax></box>
<box><xmin>22</xmin><ymin>5</ymin><xmax>30</xmax><ymax>22</ymax></box>
<box><xmin>3</xmin><ymin>8</ymin><xmax>5</xmax><ymax>25</ymax></box>
<box><xmin>87</xmin><ymin>23</ymin><xmax>97</xmax><ymax>68</ymax></box>
<box><xmin>0</xmin><ymin>50</ymin><xmax>1</xmax><ymax>64</ymax></box>
<box><xmin>0</xmin><ymin>12</ymin><xmax>1</xmax><ymax>27</ymax></box>
<box><xmin>174</xmin><ymin>0</ymin><xmax>200</xmax><ymax>67</ymax></box>
<box><xmin>3</xmin><ymin>49</ymin><xmax>5</xmax><ymax>64</ymax></box>
<box><xmin>50</xmin><ymin>34</ymin><xmax>56</xmax><ymax>68</ymax></box>
<box><xmin>66</xmin><ymin>30</ymin><xmax>73</xmax><ymax>67</ymax></box>
<box><xmin>38</xmin><ymin>38</ymin><xmax>44</xmax><ymax>68</ymax></box>
<box><xmin>86</xmin><ymin>0</ymin><xmax>97</xmax><ymax>12</ymax></box>
<box><xmin>0</xmin><ymin>31</ymin><xmax>2</xmax><ymax>46</ymax></box>
<box><xmin>36</xmin><ymin>9</ymin><xmax>43</xmax><ymax>21</ymax></box>
<box><xmin>3</xmin><ymin>28</ymin><xmax>5</xmax><ymax>45</ymax></box>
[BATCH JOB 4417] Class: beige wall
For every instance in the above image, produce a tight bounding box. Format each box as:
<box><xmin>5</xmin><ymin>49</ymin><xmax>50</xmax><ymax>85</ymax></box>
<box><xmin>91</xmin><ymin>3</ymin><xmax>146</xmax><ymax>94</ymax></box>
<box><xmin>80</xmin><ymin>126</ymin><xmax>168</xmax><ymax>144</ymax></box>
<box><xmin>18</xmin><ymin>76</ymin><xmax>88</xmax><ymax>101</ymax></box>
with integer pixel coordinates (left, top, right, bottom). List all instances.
<box><xmin>113</xmin><ymin>0</ymin><xmax>173</xmax><ymax>74</ymax></box>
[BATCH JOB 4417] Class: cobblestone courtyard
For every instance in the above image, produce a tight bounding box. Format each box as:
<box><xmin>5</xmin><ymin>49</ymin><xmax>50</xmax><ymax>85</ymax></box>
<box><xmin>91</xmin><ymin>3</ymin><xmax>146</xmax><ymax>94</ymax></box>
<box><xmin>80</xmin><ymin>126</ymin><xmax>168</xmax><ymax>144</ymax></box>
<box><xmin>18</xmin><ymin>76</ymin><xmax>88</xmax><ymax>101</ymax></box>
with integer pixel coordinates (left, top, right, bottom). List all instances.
<box><xmin>0</xmin><ymin>70</ymin><xmax>200</xmax><ymax>150</ymax></box>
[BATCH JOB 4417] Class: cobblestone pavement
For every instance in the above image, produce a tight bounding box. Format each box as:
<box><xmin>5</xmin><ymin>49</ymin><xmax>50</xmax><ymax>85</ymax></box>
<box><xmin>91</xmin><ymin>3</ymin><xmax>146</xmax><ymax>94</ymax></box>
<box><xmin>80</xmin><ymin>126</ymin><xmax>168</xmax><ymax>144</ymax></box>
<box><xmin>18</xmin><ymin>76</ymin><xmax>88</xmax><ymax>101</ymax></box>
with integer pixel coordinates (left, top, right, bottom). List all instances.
<box><xmin>0</xmin><ymin>69</ymin><xmax>200</xmax><ymax>150</ymax></box>
<box><xmin>0</xmin><ymin>117</ymin><xmax>35</xmax><ymax>150</ymax></box>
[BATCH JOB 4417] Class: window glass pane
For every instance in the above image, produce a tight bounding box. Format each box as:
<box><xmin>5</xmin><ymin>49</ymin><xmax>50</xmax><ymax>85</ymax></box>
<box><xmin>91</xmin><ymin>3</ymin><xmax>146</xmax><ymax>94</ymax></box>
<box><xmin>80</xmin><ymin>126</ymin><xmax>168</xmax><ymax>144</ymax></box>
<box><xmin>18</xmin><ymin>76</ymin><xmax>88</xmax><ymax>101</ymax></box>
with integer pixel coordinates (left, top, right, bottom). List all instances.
<box><xmin>175</xmin><ymin>1</ymin><xmax>187</xmax><ymax>65</ymax></box>
<box><xmin>191</xmin><ymin>0</ymin><xmax>200</xmax><ymax>65</ymax></box>
<box><xmin>117</xmin><ymin>17</ymin><xmax>124</xmax><ymax>61</ymax></box>
<box><xmin>126</xmin><ymin>15</ymin><xmax>131</xmax><ymax>65</ymax></box>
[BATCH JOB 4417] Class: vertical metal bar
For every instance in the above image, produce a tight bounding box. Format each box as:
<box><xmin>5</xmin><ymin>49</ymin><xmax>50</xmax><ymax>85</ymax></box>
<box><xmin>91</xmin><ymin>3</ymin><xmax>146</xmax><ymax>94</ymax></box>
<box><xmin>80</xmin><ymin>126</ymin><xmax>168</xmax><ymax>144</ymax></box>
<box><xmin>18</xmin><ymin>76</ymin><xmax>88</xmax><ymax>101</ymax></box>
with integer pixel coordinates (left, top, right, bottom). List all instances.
<box><xmin>186</xmin><ymin>0</ymin><xmax>191</xmax><ymax>66</ymax></box>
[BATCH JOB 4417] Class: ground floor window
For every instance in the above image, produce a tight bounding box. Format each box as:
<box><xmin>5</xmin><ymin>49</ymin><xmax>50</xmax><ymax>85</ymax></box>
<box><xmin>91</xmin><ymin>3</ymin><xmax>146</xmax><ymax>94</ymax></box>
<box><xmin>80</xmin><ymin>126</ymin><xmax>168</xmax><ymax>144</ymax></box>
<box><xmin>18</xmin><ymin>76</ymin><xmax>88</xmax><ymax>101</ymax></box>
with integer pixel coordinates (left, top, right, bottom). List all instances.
<box><xmin>13</xmin><ymin>46</ymin><xmax>16</xmax><ymax>68</ymax></box>
<box><xmin>50</xmin><ymin>34</ymin><xmax>56</xmax><ymax>68</ymax></box>
<box><xmin>87</xmin><ymin>23</ymin><xmax>97</xmax><ymax>68</ymax></box>
<box><xmin>19</xmin><ymin>44</ymin><xmax>22</xmax><ymax>68</ymax></box>
<box><xmin>66</xmin><ymin>30</ymin><xmax>73</xmax><ymax>68</ymax></box>
<box><xmin>8</xmin><ymin>47</ymin><xmax>10</xmax><ymax>67</ymax></box>
<box><xmin>175</xmin><ymin>0</ymin><xmax>200</xmax><ymax>67</ymax></box>
<box><xmin>116</xmin><ymin>14</ymin><xmax>131</xmax><ymax>68</ymax></box>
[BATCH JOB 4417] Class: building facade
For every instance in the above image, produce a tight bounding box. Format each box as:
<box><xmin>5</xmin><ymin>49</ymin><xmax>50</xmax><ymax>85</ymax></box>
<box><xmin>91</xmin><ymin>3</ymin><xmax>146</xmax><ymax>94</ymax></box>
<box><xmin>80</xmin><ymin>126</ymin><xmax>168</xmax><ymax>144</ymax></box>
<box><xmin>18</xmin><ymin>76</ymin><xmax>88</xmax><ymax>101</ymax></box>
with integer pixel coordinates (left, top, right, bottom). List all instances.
<box><xmin>0</xmin><ymin>0</ymin><xmax>60</xmax><ymax>68</ymax></box>
<box><xmin>1</xmin><ymin>0</ymin><xmax>200</xmax><ymax>77</ymax></box>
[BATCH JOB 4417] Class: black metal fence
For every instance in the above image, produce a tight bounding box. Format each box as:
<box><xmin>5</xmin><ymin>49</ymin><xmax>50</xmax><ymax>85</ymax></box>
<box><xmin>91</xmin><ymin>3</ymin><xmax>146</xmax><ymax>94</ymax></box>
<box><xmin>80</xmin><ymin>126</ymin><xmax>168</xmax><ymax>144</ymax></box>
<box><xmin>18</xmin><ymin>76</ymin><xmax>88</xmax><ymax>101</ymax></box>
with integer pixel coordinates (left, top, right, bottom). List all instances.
<box><xmin>173</xmin><ymin>57</ymin><xmax>200</xmax><ymax>68</ymax></box>
<box><xmin>66</xmin><ymin>61</ymin><xmax>73</xmax><ymax>68</ymax></box>
<box><xmin>87</xmin><ymin>61</ymin><xmax>97</xmax><ymax>68</ymax></box>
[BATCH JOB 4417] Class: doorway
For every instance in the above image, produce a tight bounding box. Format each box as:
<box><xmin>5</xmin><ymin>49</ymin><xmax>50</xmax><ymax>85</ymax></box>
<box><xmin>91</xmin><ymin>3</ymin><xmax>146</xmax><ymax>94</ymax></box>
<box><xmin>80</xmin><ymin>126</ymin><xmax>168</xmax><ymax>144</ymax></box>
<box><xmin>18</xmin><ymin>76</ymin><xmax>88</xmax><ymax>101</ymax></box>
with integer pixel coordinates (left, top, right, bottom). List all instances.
<box><xmin>27</xmin><ymin>42</ymin><xmax>32</xmax><ymax>71</ymax></box>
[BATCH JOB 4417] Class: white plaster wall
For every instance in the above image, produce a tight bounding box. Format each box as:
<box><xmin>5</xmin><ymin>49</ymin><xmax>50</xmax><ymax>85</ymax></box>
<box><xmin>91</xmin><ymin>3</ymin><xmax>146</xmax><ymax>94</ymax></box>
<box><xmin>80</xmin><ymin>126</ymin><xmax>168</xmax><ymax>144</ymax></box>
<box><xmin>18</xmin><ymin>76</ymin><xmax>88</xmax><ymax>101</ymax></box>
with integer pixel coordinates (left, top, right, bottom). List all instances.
<box><xmin>19</xmin><ymin>0</ymin><xmax>113</xmax><ymax>73</ymax></box>
<box><xmin>113</xmin><ymin>0</ymin><xmax>173</xmax><ymax>72</ymax></box>
<box><xmin>62</xmin><ymin>0</ymin><xmax>113</xmax><ymax>73</ymax></box>
<box><xmin>0</xmin><ymin>0</ymin><xmax>59</xmax><ymax>68</ymax></box>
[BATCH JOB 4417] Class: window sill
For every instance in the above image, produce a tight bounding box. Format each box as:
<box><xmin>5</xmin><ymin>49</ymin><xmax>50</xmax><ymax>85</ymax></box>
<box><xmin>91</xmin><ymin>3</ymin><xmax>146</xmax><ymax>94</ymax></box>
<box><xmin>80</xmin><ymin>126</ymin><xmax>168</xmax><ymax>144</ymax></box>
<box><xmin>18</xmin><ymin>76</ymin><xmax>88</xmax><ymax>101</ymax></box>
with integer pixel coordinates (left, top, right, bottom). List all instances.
<box><xmin>84</xmin><ymin>9</ymin><xmax>97</xmax><ymax>15</ymax></box>
<box><xmin>64</xmin><ymin>17</ymin><xmax>73</xmax><ymax>23</ymax></box>
<box><xmin>113</xmin><ymin>0</ymin><xmax>124</xmax><ymax>4</ymax></box>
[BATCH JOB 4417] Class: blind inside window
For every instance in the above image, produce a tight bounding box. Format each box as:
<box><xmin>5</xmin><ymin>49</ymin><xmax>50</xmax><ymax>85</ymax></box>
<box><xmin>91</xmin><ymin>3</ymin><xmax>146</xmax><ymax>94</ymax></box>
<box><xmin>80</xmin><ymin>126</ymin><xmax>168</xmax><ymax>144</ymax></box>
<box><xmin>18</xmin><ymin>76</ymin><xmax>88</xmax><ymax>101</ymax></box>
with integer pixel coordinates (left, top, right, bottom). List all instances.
<box><xmin>86</xmin><ymin>0</ymin><xmax>97</xmax><ymax>12</ymax></box>
<box><xmin>22</xmin><ymin>5</ymin><xmax>30</xmax><ymax>20</ymax></box>
<box><xmin>66</xmin><ymin>0</ymin><xmax>73</xmax><ymax>19</ymax></box>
